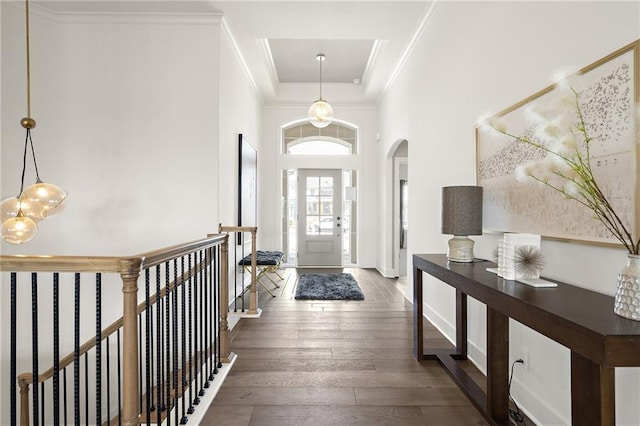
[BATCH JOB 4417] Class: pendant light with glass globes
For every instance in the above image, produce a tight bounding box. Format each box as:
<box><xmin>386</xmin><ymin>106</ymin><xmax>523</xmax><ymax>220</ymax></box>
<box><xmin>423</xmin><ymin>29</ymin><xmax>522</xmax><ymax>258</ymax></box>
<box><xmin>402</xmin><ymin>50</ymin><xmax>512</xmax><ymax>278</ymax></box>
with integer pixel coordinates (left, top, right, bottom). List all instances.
<box><xmin>1</xmin><ymin>0</ymin><xmax>68</xmax><ymax>244</ymax></box>
<box><xmin>307</xmin><ymin>53</ymin><xmax>334</xmax><ymax>128</ymax></box>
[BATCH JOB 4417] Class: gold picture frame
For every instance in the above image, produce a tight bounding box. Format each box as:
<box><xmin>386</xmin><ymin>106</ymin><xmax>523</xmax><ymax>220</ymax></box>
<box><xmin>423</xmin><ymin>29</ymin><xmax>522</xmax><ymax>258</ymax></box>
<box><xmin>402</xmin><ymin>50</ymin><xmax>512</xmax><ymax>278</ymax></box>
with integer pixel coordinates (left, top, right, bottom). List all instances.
<box><xmin>475</xmin><ymin>40</ymin><xmax>639</xmax><ymax>247</ymax></box>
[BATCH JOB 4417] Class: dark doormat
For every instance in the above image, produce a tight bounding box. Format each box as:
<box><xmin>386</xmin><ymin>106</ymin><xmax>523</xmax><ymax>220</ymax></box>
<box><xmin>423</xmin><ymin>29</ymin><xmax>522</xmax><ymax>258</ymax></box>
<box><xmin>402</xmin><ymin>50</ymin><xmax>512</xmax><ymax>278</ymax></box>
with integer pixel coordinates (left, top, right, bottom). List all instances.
<box><xmin>294</xmin><ymin>273</ymin><xmax>365</xmax><ymax>300</ymax></box>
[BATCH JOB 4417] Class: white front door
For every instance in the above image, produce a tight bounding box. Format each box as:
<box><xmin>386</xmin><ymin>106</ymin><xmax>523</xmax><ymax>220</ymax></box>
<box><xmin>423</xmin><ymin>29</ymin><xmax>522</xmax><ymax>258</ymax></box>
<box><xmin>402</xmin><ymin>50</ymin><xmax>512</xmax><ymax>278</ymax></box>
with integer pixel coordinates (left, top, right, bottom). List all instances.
<box><xmin>297</xmin><ymin>169</ymin><xmax>342</xmax><ymax>267</ymax></box>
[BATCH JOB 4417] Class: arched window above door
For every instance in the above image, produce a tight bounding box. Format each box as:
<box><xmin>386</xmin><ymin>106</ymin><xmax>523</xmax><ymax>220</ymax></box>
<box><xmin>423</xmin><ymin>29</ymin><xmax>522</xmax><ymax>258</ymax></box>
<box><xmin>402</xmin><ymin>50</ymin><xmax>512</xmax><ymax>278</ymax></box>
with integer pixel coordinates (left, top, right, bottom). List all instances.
<box><xmin>283</xmin><ymin>122</ymin><xmax>357</xmax><ymax>155</ymax></box>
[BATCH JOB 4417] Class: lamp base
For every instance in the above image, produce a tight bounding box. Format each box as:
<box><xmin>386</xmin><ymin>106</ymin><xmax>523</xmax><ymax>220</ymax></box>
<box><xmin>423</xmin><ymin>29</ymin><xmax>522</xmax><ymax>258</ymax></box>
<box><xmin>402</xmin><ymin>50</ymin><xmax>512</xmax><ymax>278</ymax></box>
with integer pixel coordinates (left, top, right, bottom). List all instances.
<box><xmin>447</xmin><ymin>236</ymin><xmax>475</xmax><ymax>263</ymax></box>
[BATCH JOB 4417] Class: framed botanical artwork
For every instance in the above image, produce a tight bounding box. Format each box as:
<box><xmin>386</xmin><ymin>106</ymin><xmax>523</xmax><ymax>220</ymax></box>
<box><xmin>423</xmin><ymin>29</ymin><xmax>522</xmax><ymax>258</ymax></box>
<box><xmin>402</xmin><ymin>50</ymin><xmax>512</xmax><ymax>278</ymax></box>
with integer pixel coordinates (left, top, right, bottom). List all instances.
<box><xmin>475</xmin><ymin>40</ymin><xmax>639</xmax><ymax>246</ymax></box>
<box><xmin>238</xmin><ymin>134</ymin><xmax>257</xmax><ymax>244</ymax></box>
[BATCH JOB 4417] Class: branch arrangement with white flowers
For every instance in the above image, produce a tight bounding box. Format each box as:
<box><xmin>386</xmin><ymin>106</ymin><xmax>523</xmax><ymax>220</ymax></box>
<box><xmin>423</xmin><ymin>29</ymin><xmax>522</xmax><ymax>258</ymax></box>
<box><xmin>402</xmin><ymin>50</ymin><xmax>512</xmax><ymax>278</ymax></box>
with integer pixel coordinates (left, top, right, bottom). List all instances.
<box><xmin>479</xmin><ymin>81</ymin><xmax>639</xmax><ymax>255</ymax></box>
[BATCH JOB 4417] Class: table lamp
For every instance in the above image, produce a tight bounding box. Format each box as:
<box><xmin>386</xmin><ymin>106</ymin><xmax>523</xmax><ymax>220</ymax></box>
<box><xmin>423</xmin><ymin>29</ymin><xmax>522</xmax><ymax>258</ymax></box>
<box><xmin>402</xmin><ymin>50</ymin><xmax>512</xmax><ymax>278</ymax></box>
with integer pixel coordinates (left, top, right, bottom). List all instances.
<box><xmin>441</xmin><ymin>186</ymin><xmax>483</xmax><ymax>262</ymax></box>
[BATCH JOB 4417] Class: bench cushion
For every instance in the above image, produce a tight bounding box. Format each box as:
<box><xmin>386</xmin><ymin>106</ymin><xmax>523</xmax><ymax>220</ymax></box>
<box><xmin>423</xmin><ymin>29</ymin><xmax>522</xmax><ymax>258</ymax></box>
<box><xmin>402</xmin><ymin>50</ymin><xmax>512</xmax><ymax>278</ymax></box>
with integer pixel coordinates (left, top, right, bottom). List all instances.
<box><xmin>239</xmin><ymin>250</ymin><xmax>284</xmax><ymax>266</ymax></box>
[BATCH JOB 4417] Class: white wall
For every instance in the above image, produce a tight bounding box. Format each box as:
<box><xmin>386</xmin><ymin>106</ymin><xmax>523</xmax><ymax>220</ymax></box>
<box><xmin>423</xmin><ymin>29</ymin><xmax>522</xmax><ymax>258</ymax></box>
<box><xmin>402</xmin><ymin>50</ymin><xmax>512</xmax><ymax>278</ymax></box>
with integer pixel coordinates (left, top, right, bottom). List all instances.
<box><xmin>260</xmin><ymin>105</ymin><xmax>378</xmax><ymax>267</ymax></box>
<box><xmin>1</xmin><ymin>6</ymin><xmax>223</xmax><ymax>256</ymax></box>
<box><xmin>377</xmin><ymin>61</ymin><xmax>411</xmax><ymax>276</ymax></box>
<box><xmin>218</xmin><ymin>22</ymin><xmax>262</xmax><ymax>228</ymax></box>
<box><xmin>1</xmin><ymin>5</ymin><xmax>261</xmax><ymax>423</ymax></box>
<box><xmin>218</xmin><ymin>21</ymin><xmax>263</xmax><ymax>300</ymax></box>
<box><xmin>378</xmin><ymin>1</ymin><xmax>640</xmax><ymax>424</ymax></box>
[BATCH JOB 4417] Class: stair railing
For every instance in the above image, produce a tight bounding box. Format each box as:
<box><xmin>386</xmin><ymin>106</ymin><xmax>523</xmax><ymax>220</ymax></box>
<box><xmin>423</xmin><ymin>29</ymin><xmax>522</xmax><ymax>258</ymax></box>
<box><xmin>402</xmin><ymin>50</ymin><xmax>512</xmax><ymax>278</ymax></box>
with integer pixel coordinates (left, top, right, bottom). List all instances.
<box><xmin>0</xmin><ymin>227</ymin><xmax>257</xmax><ymax>426</ymax></box>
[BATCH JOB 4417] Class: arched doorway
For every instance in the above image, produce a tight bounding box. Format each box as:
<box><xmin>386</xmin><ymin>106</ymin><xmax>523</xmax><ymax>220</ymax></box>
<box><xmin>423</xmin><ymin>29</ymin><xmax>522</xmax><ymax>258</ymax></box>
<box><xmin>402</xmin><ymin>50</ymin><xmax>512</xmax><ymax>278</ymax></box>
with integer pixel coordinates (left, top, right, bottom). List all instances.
<box><xmin>388</xmin><ymin>139</ymin><xmax>408</xmax><ymax>277</ymax></box>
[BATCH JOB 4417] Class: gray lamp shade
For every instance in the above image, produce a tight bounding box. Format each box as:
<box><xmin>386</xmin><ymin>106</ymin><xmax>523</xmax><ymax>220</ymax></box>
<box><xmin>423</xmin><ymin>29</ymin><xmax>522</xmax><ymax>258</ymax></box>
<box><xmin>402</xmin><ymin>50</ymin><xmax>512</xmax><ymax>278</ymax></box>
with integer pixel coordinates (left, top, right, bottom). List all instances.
<box><xmin>441</xmin><ymin>186</ymin><xmax>483</xmax><ymax>236</ymax></box>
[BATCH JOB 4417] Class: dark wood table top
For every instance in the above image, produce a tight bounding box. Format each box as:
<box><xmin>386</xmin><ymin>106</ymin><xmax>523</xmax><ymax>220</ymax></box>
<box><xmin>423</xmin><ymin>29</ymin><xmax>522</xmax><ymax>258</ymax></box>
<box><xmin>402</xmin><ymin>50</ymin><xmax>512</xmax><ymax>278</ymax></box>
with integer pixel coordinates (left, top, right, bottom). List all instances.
<box><xmin>414</xmin><ymin>253</ymin><xmax>640</xmax><ymax>366</ymax></box>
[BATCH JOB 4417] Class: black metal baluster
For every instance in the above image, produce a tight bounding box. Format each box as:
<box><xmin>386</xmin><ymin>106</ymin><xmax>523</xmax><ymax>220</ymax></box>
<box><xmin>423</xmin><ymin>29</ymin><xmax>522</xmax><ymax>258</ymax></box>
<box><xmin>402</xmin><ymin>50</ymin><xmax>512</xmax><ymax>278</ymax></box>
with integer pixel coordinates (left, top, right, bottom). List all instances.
<box><xmin>207</xmin><ymin>248</ymin><xmax>215</xmax><ymax>381</ymax></box>
<box><xmin>192</xmin><ymin>252</ymin><xmax>200</xmax><ymax>406</ymax></box>
<box><xmin>117</xmin><ymin>329</ymin><xmax>122</xmax><ymax>426</ymax></box>
<box><xmin>172</xmin><ymin>259</ymin><xmax>179</xmax><ymax>426</ymax></box>
<box><xmin>53</xmin><ymin>273</ymin><xmax>60</xmax><ymax>426</ymax></box>
<box><xmin>211</xmin><ymin>248</ymin><xmax>216</xmax><ymax>374</ymax></box>
<box><xmin>233</xmin><ymin>235</ymin><xmax>238</xmax><ymax>312</ymax></box>
<box><xmin>212</xmin><ymin>247</ymin><xmax>218</xmax><ymax>374</ymax></box>
<box><xmin>10</xmin><ymin>273</ymin><xmax>16</xmax><ymax>426</ymax></box>
<box><xmin>106</xmin><ymin>335</ymin><xmax>111</xmax><ymax>426</ymax></box>
<box><xmin>150</xmin><ymin>302</ymin><xmax>156</xmax><ymax>414</ymax></box>
<box><xmin>85</xmin><ymin>353</ymin><xmax>89</xmax><ymax>425</ymax></box>
<box><xmin>96</xmin><ymin>273</ymin><xmax>102</xmax><ymax>426</ymax></box>
<box><xmin>165</xmin><ymin>262</ymin><xmax>171</xmax><ymax>424</ymax></box>
<box><xmin>156</xmin><ymin>265</ymin><xmax>162</xmax><ymax>423</ymax></box>
<box><xmin>40</xmin><ymin>382</ymin><xmax>44</xmax><ymax>426</ymax></box>
<box><xmin>199</xmin><ymin>250</ymin><xmax>207</xmax><ymax>394</ymax></box>
<box><xmin>63</xmin><ymin>367</ymin><xmax>68</xmax><ymax>425</ymax></box>
<box><xmin>210</xmin><ymin>246</ymin><xmax>219</xmax><ymax>380</ymax></box>
<box><xmin>138</xmin><ymin>312</ymin><xmax>143</xmax><ymax>414</ymax></box>
<box><xmin>204</xmin><ymin>249</ymin><xmax>210</xmax><ymax>387</ymax></box>
<box><xmin>32</xmin><ymin>272</ymin><xmax>40</xmax><ymax>426</ymax></box>
<box><xmin>145</xmin><ymin>268</ymin><xmax>151</xmax><ymax>425</ymax></box>
<box><xmin>180</xmin><ymin>256</ymin><xmax>187</xmax><ymax>425</ymax></box>
<box><xmin>187</xmin><ymin>253</ymin><xmax>195</xmax><ymax>414</ymax></box>
<box><xmin>215</xmin><ymin>247</ymin><xmax>221</xmax><ymax>371</ymax></box>
<box><xmin>74</xmin><ymin>273</ymin><xmax>80</xmax><ymax>426</ymax></box>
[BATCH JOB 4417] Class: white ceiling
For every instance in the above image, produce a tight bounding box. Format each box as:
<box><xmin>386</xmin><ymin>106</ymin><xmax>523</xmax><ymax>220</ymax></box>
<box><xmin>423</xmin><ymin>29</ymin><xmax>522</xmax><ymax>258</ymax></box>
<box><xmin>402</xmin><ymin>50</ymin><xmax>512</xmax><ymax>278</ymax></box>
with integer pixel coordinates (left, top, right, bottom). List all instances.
<box><xmin>31</xmin><ymin>1</ymin><xmax>434</xmax><ymax>104</ymax></box>
<box><xmin>269</xmin><ymin>39</ymin><xmax>374</xmax><ymax>84</ymax></box>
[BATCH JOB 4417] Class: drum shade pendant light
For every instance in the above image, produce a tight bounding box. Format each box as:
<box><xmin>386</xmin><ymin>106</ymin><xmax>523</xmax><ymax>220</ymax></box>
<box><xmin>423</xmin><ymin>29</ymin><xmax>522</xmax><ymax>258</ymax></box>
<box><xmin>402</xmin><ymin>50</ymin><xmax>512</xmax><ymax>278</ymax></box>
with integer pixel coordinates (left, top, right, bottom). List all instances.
<box><xmin>1</xmin><ymin>0</ymin><xmax>67</xmax><ymax>244</ymax></box>
<box><xmin>307</xmin><ymin>53</ymin><xmax>334</xmax><ymax>128</ymax></box>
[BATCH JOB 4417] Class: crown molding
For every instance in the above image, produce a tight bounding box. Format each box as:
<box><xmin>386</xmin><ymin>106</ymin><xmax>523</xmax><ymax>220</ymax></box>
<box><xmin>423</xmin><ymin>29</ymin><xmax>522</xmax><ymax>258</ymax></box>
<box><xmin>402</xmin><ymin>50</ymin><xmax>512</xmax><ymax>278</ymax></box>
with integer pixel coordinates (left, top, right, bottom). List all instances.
<box><xmin>260</xmin><ymin>38</ymin><xmax>280</xmax><ymax>88</ymax></box>
<box><xmin>360</xmin><ymin>39</ymin><xmax>383</xmax><ymax>87</ymax></box>
<box><xmin>221</xmin><ymin>17</ymin><xmax>263</xmax><ymax>104</ymax></box>
<box><xmin>4</xmin><ymin>1</ymin><xmax>223</xmax><ymax>25</ymax></box>
<box><xmin>381</xmin><ymin>0</ymin><xmax>439</xmax><ymax>98</ymax></box>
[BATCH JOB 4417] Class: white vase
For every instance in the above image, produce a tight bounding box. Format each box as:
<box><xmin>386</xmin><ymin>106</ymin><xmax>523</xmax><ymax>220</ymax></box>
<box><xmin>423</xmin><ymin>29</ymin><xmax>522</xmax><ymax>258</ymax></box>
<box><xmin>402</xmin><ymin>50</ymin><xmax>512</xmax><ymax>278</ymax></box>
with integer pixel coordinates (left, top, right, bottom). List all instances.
<box><xmin>614</xmin><ymin>254</ymin><xmax>640</xmax><ymax>321</ymax></box>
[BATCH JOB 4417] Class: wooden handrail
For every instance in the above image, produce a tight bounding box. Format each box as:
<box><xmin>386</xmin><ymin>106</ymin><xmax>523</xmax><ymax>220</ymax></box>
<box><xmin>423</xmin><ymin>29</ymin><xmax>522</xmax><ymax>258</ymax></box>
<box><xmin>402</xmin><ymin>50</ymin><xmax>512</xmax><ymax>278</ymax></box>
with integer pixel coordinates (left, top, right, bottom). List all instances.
<box><xmin>16</xmin><ymin>256</ymin><xmax>210</xmax><ymax>386</ymax></box>
<box><xmin>218</xmin><ymin>225</ymin><xmax>257</xmax><ymax>233</ymax></box>
<box><xmin>0</xmin><ymin>234</ymin><xmax>227</xmax><ymax>274</ymax></box>
<box><xmin>140</xmin><ymin>234</ymin><xmax>227</xmax><ymax>270</ymax></box>
<box><xmin>0</xmin><ymin>255</ymin><xmax>127</xmax><ymax>273</ymax></box>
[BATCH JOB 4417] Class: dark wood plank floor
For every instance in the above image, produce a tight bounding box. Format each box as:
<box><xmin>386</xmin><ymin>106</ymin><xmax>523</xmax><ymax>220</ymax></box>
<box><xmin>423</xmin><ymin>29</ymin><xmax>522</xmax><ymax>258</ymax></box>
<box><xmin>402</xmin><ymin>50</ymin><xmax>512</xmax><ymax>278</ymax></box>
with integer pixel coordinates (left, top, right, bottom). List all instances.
<box><xmin>203</xmin><ymin>268</ymin><xmax>488</xmax><ymax>425</ymax></box>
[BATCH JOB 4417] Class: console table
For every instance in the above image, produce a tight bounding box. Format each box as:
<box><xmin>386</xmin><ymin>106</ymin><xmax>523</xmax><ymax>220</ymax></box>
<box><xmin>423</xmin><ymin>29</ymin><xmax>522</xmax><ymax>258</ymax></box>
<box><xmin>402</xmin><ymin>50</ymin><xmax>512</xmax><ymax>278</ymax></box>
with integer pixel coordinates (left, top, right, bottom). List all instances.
<box><xmin>413</xmin><ymin>253</ymin><xmax>640</xmax><ymax>426</ymax></box>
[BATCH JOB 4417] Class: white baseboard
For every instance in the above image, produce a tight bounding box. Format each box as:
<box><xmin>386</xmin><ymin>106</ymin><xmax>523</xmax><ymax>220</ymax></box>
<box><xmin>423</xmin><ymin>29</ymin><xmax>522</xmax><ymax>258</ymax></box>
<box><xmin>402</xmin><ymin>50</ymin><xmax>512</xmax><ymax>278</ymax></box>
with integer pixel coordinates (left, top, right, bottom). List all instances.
<box><xmin>376</xmin><ymin>266</ymin><xmax>397</xmax><ymax>278</ymax></box>
<box><xmin>417</xmin><ymin>300</ymin><xmax>566</xmax><ymax>425</ymax></box>
<box><xmin>510</xmin><ymin>376</ymin><xmax>567</xmax><ymax>425</ymax></box>
<box><xmin>183</xmin><ymin>353</ymin><xmax>237</xmax><ymax>425</ymax></box>
<box><xmin>422</xmin><ymin>301</ymin><xmax>456</xmax><ymax>346</ymax></box>
<box><xmin>421</xmin><ymin>301</ymin><xmax>488</xmax><ymax>374</ymax></box>
<box><xmin>168</xmin><ymin>302</ymin><xmax>258</xmax><ymax>424</ymax></box>
<box><xmin>466</xmin><ymin>339</ymin><xmax>487</xmax><ymax>376</ymax></box>
<box><xmin>228</xmin><ymin>308</ymin><xmax>262</xmax><ymax>329</ymax></box>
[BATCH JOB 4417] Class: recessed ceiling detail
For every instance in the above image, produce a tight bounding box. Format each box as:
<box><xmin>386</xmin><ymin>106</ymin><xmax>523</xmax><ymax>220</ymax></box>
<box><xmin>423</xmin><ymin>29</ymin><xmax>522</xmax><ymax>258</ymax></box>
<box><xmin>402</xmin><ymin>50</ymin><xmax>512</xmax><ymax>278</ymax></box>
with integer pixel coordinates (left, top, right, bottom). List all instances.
<box><xmin>24</xmin><ymin>1</ymin><xmax>434</xmax><ymax>104</ymax></box>
<box><xmin>268</xmin><ymin>39</ymin><xmax>375</xmax><ymax>84</ymax></box>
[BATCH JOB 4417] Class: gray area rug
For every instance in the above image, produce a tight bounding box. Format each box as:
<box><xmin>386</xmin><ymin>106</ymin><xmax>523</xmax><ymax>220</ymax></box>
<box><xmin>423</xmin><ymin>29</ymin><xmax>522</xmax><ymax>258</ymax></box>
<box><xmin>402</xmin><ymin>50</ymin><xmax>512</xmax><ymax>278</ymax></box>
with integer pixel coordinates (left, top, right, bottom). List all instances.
<box><xmin>294</xmin><ymin>273</ymin><xmax>365</xmax><ymax>300</ymax></box>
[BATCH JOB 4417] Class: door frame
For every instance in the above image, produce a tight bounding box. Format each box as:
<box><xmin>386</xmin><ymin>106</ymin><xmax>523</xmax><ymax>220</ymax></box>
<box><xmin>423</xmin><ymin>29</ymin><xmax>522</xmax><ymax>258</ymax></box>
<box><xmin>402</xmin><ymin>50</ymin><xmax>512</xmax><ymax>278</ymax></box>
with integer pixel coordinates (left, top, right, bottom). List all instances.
<box><xmin>393</xmin><ymin>157</ymin><xmax>407</xmax><ymax>277</ymax></box>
